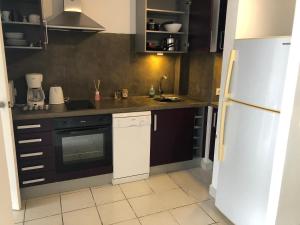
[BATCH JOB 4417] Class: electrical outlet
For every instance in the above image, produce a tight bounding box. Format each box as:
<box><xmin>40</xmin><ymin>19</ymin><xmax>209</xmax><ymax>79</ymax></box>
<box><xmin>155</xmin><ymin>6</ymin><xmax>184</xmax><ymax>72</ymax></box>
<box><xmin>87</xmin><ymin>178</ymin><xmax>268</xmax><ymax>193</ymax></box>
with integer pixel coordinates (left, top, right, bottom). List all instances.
<box><xmin>216</xmin><ymin>88</ymin><xmax>221</xmax><ymax>96</ymax></box>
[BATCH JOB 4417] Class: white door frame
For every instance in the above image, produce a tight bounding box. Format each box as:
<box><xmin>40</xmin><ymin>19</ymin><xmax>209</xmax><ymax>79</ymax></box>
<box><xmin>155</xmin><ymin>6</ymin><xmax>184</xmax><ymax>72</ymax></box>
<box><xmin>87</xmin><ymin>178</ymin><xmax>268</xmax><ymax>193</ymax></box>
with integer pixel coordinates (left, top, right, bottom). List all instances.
<box><xmin>0</xmin><ymin>20</ymin><xmax>21</xmax><ymax>210</ymax></box>
<box><xmin>0</xmin><ymin>119</ymin><xmax>14</xmax><ymax>225</ymax></box>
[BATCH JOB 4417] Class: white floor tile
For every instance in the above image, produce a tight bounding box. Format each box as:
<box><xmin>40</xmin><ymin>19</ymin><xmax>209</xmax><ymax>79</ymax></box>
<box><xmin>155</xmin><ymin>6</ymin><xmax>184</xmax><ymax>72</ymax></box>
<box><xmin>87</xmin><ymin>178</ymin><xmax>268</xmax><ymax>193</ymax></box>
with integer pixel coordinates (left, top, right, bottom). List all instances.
<box><xmin>61</xmin><ymin>188</ymin><xmax>95</xmax><ymax>212</ymax></box>
<box><xmin>128</xmin><ymin>193</ymin><xmax>168</xmax><ymax>217</ymax></box>
<box><xmin>120</xmin><ymin>180</ymin><xmax>153</xmax><ymax>199</ymax></box>
<box><xmin>98</xmin><ymin>200</ymin><xmax>136</xmax><ymax>225</ymax></box>
<box><xmin>140</xmin><ymin>211</ymin><xmax>178</xmax><ymax>225</ymax></box>
<box><xmin>114</xmin><ymin>219</ymin><xmax>141</xmax><ymax>225</ymax></box>
<box><xmin>92</xmin><ymin>185</ymin><xmax>125</xmax><ymax>205</ymax></box>
<box><xmin>25</xmin><ymin>194</ymin><xmax>61</xmax><ymax>221</ymax></box>
<box><xmin>198</xmin><ymin>200</ymin><xmax>233</xmax><ymax>224</ymax></box>
<box><xmin>169</xmin><ymin>171</ymin><xmax>210</xmax><ymax>202</ymax></box>
<box><xmin>171</xmin><ymin>204</ymin><xmax>214</xmax><ymax>225</ymax></box>
<box><xmin>146</xmin><ymin>174</ymin><xmax>178</xmax><ymax>193</ymax></box>
<box><xmin>129</xmin><ymin>188</ymin><xmax>196</xmax><ymax>217</ymax></box>
<box><xmin>24</xmin><ymin>215</ymin><xmax>63</xmax><ymax>225</ymax></box>
<box><xmin>12</xmin><ymin>201</ymin><xmax>25</xmax><ymax>223</ymax></box>
<box><xmin>63</xmin><ymin>207</ymin><xmax>101</xmax><ymax>225</ymax></box>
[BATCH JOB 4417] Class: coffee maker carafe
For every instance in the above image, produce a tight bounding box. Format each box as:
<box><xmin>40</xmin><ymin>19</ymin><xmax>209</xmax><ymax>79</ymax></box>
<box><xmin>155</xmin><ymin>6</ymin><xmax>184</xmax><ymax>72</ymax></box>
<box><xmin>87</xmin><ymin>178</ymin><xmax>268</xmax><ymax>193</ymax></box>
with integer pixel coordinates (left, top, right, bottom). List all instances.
<box><xmin>26</xmin><ymin>73</ymin><xmax>45</xmax><ymax>107</ymax></box>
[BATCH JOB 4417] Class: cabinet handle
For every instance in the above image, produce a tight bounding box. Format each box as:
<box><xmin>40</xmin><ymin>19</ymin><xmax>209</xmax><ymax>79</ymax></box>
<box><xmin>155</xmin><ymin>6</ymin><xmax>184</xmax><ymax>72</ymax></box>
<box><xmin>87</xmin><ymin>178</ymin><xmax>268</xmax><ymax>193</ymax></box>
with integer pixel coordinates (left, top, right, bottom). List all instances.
<box><xmin>219</xmin><ymin>102</ymin><xmax>229</xmax><ymax>161</ymax></box>
<box><xmin>21</xmin><ymin>165</ymin><xmax>45</xmax><ymax>171</ymax></box>
<box><xmin>224</xmin><ymin>50</ymin><xmax>237</xmax><ymax>99</ymax></box>
<box><xmin>213</xmin><ymin>113</ymin><xmax>217</xmax><ymax>127</ymax></box>
<box><xmin>20</xmin><ymin>152</ymin><xmax>44</xmax><ymax>158</ymax></box>
<box><xmin>17</xmin><ymin>124</ymin><xmax>41</xmax><ymax>130</ymax></box>
<box><xmin>43</xmin><ymin>19</ymin><xmax>49</xmax><ymax>45</ymax></box>
<box><xmin>22</xmin><ymin>178</ymin><xmax>45</xmax><ymax>185</ymax></box>
<box><xmin>18</xmin><ymin>139</ymin><xmax>42</xmax><ymax>144</ymax></box>
<box><xmin>154</xmin><ymin>114</ymin><xmax>157</xmax><ymax>132</ymax></box>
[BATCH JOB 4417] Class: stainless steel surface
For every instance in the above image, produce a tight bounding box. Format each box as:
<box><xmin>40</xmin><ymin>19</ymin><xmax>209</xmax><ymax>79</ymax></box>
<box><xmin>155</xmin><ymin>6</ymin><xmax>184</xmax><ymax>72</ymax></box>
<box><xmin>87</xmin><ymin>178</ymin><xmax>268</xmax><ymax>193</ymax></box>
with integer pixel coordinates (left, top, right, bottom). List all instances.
<box><xmin>22</xmin><ymin>178</ymin><xmax>45</xmax><ymax>185</ymax></box>
<box><xmin>159</xmin><ymin>75</ymin><xmax>168</xmax><ymax>96</ymax></box>
<box><xmin>20</xmin><ymin>152</ymin><xmax>44</xmax><ymax>158</ymax></box>
<box><xmin>154</xmin><ymin>114</ymin><xmax>157</xmax><ymax>132</ymax></box>
<box><xmin>21</xmin><ymin>165</ymin><xmax>45</xmax><ymax>172</ymax></box>
<box><xmin>154</xmin><ymin>96</ymin><xmax>183</xmax><ymax>102</ymax></box>
<box><xmin>18</xmin><ymin>139</ymin><xmax>42</xmax><ymax>144</ymax></box>
<box><xmin>48</xmin><ymin>0</ymin><xmax>105</xmax><ymax>32</ymax></box>
<box><xmin>17</xmin><ymin>124</ymin><xmax>41</xmax><ymax>130</ymax></box>
<box><xmin>210</xmin><ymin>0</ymin><xmax>221</xmax><ymax>52</ymax></box>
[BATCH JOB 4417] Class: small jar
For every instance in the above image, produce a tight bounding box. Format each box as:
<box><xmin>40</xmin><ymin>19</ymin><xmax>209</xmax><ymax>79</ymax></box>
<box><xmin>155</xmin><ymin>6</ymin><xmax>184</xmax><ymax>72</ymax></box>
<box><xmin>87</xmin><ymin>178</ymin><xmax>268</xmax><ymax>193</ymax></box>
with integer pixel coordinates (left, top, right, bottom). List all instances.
<box><xmin>122</xmin><ymin>89</ymin><xmax>129</xmax><ymax>99</ymax></box>
<box><xmin>95</xmin><ymin>91</ymin><xmax>101</xmax><ymax>101</ymax></box>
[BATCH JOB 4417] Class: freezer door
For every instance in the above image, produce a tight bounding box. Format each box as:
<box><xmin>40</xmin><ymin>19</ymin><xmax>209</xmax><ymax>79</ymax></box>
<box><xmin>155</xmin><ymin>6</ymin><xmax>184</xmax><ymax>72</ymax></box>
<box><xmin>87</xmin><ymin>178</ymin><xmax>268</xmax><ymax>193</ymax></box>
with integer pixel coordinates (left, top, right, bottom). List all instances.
<box><xmin>215</xmin><ymin>102</ymin><xmax>279</xmax><ymax>225</ymax></box>
<box><xmin>229</xmin><ymin>37</ymin><xmax>290</xmax><ymax>111</ymax></box>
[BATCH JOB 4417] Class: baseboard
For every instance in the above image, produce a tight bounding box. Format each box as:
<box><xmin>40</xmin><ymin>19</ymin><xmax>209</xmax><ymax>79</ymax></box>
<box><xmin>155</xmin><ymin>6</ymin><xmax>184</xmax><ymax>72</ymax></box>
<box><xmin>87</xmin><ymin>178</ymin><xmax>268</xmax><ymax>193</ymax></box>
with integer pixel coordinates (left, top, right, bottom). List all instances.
<box><xmin>201</xmin><ymin>158</ymin><xmax>213</xmax><ymax>170</ymax></box>
<box><xmin>112</xmin><ymin>174</ymin><xmax>149</xmax><ymax>185</ymax></box>
<box><xmin>209</xmin><ymin>184</ymin><xmax>216</xmax><ymax>198</ymax></box>
<box><xmin>21</xmin><ymin>158</ymin><xmax>203</xmax><ymax>200</ymax></box>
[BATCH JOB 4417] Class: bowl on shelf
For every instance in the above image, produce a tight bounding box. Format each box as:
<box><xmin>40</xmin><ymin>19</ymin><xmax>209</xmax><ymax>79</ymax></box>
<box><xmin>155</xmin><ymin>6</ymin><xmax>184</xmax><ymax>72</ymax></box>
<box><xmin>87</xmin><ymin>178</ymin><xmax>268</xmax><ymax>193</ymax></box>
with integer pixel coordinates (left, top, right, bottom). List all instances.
<box><xmin>6</xmin><ymin>39</ymin><xmax>28</xmax><ymax>46</ymax></box>
<box><xmin>164</xmin><ymin>23</ymin><xmax>182</xmax><ymax>33</ymax></box>
<box><xmin>5</xmin><ymin>32</ymin><xmax>24</xmax><ymax>40</ymax></box>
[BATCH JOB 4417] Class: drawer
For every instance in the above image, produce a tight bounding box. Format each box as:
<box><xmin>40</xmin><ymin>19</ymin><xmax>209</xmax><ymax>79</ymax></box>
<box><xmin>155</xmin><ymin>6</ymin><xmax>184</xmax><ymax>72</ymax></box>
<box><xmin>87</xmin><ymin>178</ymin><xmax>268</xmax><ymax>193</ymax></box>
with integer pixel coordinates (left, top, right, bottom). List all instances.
<box><xmin>15</xmin><ymin>132</ymin><xmax>52</xmax><ymax>148</ymax></box>
<box><xmin>16</xmin><ymin>146</ymin><xmax>53</xmax><ymax>160</ymax></box>
<box><xmin>14</xmin><ymin>119</ymin><xmax>53</xmax><ymax>134</ymax></box>
<box><xmin>19</xmin><ymin>171</ymin><xmax>55</xmax><ymax>188</ymax></box>
<box><xmin>17</xmin><ymin>152</ymin><xmax>55</xmax><ymax>174</ymax></box>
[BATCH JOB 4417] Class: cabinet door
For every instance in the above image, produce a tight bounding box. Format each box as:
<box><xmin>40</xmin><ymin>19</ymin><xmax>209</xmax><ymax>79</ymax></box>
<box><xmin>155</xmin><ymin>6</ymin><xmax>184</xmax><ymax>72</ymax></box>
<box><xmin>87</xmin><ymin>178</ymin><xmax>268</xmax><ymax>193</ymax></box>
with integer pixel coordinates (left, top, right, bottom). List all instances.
<box><xmin>188</xmin><ymin>0</ymin><xmax>212</xmax><ymax>52</ymax></box>
<box><xmin>209</xmin><ymin>108</ymin><xmax>218</xmax><ymax>161</ymax></box>
<box><xmin>150</xmin><ymin>108</ymin><xmax>195</xmax><ymax>166</ymax></box>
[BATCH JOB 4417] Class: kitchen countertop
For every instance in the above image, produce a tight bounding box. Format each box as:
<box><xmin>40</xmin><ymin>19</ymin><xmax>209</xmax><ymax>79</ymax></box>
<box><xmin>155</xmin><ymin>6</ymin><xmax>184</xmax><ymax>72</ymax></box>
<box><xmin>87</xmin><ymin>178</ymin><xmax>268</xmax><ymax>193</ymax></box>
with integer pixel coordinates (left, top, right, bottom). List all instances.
<box><xmin>12</xmin><ymin>96</ymin><xmax>209</xmax><ymax>120</ymax></box>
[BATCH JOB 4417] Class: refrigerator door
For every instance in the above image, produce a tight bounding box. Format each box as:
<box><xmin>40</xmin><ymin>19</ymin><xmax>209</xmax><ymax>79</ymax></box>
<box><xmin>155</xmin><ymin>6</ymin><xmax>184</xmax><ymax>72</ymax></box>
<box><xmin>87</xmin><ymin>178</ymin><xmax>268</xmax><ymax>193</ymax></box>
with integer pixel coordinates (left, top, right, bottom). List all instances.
<box><xmin>216</xmin><ymin>101</ymin><xmax>279</xmax><ymax>225</ymax></box>
<box><xmin>229</xmin><ymin>37</ymin><xmax>290</xmax><ymax>111</ymax></box>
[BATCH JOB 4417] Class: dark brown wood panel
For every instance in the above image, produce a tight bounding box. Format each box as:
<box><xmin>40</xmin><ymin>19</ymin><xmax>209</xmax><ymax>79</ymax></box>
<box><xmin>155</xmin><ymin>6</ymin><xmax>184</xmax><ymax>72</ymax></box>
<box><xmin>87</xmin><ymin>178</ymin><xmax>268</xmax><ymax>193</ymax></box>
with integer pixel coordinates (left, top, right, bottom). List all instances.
<box><xmin>150</xmin><ymin>108</ymin><xmax>196</xmax><ymax>166</ymax></box>
<box><xmin>188</xmin><ymin>0</ymin><xmax>212</xmax><ymax>52</ymax></box>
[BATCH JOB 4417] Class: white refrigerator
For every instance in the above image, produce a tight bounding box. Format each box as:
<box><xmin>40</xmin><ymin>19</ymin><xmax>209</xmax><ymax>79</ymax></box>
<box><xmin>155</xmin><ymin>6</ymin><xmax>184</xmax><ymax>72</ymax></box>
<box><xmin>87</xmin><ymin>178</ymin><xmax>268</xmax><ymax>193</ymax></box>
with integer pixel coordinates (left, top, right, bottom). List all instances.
<box><xmin>215</xmin><ymin>37</ymin><xmax>291</xmax><ymax>225</ymax></box>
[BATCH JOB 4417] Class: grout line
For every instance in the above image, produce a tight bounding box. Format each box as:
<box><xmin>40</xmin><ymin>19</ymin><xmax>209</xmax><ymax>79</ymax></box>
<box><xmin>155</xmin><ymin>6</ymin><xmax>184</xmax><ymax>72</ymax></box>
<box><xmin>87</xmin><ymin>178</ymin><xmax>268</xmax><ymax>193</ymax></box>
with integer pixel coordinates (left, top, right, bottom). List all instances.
<box><xmin>90</xmin><ymin>187</ymin><xmax>104</xmax><ymax>225</ymax></box>
<box><xmin>22</xmin><ymin>199</ymin><xmax>27</xmax><ymax>224</ymax></box>
<box><xmin>168</xmin><ymin>209</ymin><xmax>181</xmax><ymax>225</ymax></box>
<box><xmin>59</xmin><ymin>193</ymin><xmax>64</xmax><ymax>225</ymax></box>
<box><xmin>197</xmin><ymin>203</ymin><xmax>217</xmax><ymax>223</ymax></box>
<box><xmin>120</xmin><ymin>185</ymin><xmax>139</xmax><ymax>219</ymax></box>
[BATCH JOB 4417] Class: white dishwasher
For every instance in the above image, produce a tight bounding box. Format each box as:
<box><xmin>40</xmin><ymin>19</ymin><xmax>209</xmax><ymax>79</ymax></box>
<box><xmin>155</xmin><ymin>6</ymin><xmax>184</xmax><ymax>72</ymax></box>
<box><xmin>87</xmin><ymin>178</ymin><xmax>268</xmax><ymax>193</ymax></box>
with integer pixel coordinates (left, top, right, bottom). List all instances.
<box><xmin>112</xmin><ymin>111</ymin><xmax>151</xmax><ymax>185</ymax></box>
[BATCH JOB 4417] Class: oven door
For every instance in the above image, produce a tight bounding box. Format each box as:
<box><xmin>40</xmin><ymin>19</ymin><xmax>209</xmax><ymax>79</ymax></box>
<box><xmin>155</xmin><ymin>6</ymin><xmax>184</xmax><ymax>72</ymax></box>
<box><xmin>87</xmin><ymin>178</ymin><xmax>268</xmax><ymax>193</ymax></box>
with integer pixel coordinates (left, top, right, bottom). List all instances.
<box><xmin>54</xmin><ymin>126</ymin><xmax>112</xmax><ymax>173</ymax></box>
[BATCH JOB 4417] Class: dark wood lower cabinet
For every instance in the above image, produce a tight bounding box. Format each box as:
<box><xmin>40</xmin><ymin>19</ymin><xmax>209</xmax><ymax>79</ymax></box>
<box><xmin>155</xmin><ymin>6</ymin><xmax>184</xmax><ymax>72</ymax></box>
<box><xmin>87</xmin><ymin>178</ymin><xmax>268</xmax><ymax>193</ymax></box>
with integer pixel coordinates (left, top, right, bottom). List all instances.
<box><xmin>150</xmin><ymin>108</ymin><xmax>196</xmax><ymax>166</ymax></box>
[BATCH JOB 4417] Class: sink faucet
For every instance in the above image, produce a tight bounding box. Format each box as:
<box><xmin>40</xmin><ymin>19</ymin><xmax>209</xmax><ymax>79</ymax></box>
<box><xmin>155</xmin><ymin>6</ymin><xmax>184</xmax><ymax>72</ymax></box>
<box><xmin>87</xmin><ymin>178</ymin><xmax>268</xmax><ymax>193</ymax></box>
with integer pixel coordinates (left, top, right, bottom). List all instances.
<box><xmin>158</xmin><ymin>75</ymin><xmax>168</xmax><ymax>96</ymax></box>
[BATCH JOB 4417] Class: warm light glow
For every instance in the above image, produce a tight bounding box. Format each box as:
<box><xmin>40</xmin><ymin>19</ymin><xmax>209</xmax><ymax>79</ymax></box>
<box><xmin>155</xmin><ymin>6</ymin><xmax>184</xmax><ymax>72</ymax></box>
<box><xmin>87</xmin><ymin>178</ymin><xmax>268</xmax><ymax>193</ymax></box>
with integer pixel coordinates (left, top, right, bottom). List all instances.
<box><xmin>146</xmin><ymin>55</ymin><xmax>165</xmax><ymax>73</ymax></box>
<box><xmin>157</xmin><ymin>52</ymin><xmax>164</xmax><ymax>56</ymax></box>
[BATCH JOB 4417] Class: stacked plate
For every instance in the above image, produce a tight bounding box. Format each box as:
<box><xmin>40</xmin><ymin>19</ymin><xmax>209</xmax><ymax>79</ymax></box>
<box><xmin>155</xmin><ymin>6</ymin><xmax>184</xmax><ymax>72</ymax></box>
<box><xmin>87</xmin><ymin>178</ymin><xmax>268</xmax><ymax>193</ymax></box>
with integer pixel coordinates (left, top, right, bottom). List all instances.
<box><xmin>5</xmin><ymin>32</ymin><xmax>27</xmax><ymax>46</ymax></box>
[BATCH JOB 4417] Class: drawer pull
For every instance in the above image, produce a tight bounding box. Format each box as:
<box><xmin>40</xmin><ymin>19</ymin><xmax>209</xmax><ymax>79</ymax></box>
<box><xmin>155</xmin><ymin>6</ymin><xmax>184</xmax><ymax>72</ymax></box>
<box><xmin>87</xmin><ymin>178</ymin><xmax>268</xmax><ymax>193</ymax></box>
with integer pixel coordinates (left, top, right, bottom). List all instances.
<box><xmin>17</xmin><ymin>124</ymin><xmax>41</xmax><ymax>130</ymax></box>
<box><xmin>22</xmin><ymin>178</ymin><xmax>45</xmax><ymax>185</ymax></box>
<box><xmin>21</xmin><ymin>165</ymin><xmax>45</xmax><ymax>171</ymax></box>
<box><xmin>20</xmin><ymin>152</ymin><xmax>44</xmax><ymax>158</ymax></box>
<box><xmin>18</xmin><ymin>139</ymin><xmax>42</xmax><ymax>144</ymax></box>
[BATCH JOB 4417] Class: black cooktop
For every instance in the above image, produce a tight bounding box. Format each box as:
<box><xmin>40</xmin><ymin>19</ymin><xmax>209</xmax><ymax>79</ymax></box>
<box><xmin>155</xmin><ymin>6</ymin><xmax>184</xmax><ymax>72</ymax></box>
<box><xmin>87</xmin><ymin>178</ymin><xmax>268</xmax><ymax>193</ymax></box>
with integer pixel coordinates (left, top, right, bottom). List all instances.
<box><xmin>65</xmin><ymin>100</ymin><xmax>95</xmax><ymax>110</ymax></box>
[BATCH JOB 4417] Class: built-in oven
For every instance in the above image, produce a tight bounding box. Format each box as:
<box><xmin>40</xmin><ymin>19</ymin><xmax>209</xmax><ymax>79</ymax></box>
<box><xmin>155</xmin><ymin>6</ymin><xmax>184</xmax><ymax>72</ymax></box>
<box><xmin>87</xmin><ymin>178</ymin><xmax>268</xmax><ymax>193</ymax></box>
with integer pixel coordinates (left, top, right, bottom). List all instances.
<box><xmin>53</xmin><ymin>115</ymin><xmax>112</xmax><ymax>180</ymax></box>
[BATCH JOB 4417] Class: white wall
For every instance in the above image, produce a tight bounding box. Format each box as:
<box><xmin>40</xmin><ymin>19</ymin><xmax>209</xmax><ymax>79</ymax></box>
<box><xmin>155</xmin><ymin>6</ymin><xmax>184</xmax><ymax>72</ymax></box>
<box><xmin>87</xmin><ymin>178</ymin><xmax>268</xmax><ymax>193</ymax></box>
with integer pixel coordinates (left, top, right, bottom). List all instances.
<box><xmin>236</xmin><ymin>0</ymin><xmax>295</xmax><ymax>38</ymax></box>
<box><xmin>42</xmin><ymin>0</ymin><xmax>136</xmax><ymax>34</ymax></box>
<box><xmin>274</xmin><ymin>1</ymin><xmax>300</xmax><ymax>224</ymax></box>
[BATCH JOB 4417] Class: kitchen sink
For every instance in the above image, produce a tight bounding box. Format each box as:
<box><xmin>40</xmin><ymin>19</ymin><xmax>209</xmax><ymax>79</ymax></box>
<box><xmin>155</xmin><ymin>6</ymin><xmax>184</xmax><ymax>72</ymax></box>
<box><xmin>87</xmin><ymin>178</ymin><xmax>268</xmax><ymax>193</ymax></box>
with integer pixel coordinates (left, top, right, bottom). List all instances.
<box><xmin>154</xmin><ymin>96</ymin><xmax>183</xmax><ymax>102</ymax></box>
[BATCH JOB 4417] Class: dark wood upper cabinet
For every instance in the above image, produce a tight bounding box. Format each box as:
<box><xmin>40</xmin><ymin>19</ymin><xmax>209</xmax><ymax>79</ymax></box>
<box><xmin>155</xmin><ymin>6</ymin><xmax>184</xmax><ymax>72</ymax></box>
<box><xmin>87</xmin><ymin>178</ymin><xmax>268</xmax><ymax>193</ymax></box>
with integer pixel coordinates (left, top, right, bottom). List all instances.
<box><xmin>150</xmin><ymin>108</ymin><xmax>195</xmax><ymax>166</ymax></box>
<box><xmin>188</xmin><ymin>0</ymin><xmax>228</xmax><ymax>52</ymax></box>
<box><xmin>188</xmin><ymin>0</ymin><xmax>212</xmax><ymax>52</ymax></box>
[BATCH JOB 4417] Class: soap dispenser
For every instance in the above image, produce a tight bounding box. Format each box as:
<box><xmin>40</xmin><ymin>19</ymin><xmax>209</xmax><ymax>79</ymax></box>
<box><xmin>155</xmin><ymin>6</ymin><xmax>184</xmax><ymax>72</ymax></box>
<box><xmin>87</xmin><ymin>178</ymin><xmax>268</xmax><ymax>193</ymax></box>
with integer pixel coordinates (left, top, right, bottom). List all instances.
<box><xmin>149</xmin><ymin>85</ymin><xmax>155</xmax><ymax>98</ymax></box>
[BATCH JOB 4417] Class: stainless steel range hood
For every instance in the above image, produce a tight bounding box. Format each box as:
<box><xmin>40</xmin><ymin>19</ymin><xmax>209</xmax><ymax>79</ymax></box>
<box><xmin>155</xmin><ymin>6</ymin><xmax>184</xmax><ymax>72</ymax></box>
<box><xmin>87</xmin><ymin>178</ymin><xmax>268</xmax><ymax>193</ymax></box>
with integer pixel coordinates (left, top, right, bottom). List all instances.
<box><xmin>47</xmin><ymin>0</ymin><xmax>105</xmax><ymax>32</ymax></box>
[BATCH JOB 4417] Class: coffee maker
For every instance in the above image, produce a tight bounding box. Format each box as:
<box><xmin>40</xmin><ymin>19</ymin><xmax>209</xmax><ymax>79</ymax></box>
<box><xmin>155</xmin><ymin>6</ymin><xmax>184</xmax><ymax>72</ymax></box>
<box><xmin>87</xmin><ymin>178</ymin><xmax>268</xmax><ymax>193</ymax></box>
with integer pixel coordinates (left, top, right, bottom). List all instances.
<box><xmin>26</xmin><ymin>73</ymin><xmax>45</xmax><ymax>107</ymax></box>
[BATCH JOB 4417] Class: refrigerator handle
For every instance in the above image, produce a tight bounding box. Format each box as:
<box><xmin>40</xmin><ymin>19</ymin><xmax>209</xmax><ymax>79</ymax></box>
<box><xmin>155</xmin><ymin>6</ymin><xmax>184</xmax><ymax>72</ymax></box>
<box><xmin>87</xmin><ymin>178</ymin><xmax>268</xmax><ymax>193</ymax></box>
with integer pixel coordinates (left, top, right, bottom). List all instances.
<box><xmin>224</xmin><ymin>50</ymin><xmax>237</xmax><ymax>99</ymax></box>
<box><xmin>218</xmin><ymin>101</ymin><xmax>229</xmax><ymax>161</ymax></box>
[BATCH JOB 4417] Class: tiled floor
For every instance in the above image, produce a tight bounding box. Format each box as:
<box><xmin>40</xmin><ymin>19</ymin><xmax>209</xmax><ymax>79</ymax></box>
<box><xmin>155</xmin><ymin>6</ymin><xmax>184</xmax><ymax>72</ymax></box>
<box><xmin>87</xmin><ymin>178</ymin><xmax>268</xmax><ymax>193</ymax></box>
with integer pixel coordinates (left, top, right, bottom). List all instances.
<box><xmin>13</xmin><ymin>168</ymin><xmax>233</xmax><ymax>225</ymax></box>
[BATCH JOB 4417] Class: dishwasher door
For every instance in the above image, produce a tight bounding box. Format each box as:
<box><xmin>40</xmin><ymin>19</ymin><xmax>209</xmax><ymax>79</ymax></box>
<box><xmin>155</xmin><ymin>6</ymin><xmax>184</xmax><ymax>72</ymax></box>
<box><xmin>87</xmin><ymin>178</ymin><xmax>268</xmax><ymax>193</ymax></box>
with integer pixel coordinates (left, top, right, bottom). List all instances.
<box><xmin>112</xmin><ymin>112</ymin><xmax>151</xmax><ymax>184</ymax></box>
